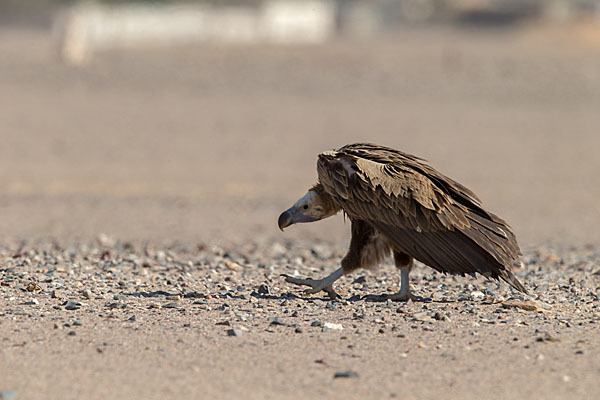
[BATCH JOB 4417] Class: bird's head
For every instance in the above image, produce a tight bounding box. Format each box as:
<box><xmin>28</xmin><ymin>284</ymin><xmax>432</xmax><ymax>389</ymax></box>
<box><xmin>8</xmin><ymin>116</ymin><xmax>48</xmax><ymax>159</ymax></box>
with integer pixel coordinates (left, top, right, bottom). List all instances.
<box><xmin>278</xmin><ymin>184</ymin><xmax>340</xmax><ymax>231</ymax></box>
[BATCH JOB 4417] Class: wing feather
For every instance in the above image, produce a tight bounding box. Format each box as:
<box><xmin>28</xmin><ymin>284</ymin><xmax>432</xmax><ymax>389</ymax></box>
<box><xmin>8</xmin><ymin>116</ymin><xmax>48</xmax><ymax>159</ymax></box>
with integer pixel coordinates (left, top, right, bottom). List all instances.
<box><xmin>317</xmin><ymin>143</ymin><xmax>525</xmax><ymax>292</ymax></box>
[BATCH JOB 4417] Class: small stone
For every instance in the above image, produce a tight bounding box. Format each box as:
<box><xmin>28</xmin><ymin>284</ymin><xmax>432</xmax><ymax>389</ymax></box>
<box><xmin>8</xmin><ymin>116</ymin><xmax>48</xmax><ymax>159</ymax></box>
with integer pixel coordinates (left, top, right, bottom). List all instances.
<box><xmin>470</xmin><ymin>291</ymin><xmax>484</xmax><ymax>300</ymax></box>
<box><xmin>418</xmin><ymin>341</ymin><xmax>427</xmax><ymax>349</ymax></box>
<box><xmin>433</xmin><ymin>312</ymin><xmax>449</xmax><ymax>321</ymax></box>
<box><xmin>322</xmin><ymin>322</ymin><xmax>343</xmax><ymax>331</ymax></box>
<box><xmin>295</xmin><ymin>327</ymin><xmax>303</xmax><ymax>333</ymax></box>
<box><xmin>64</xmin><ymin>300</ymin><xmax>83</xmax><ymax>310</ymax></box>
<box><xmin>26</xmin><ymin>282</ymin><xmax>42</xmax><ymax>293</ymax></box>
<box><xmin>162</xmin><ymin>302</ymin><xmax>179</xmax><ymax>309</ymax></box>
<box><xmin>333</xmin><ymin>371</ymin><xmax>359</xmax><ymax>379</ymax></box>
<box><xmin>82</xmin><ymin>289</ymin><xmax>92</xmax><ymax>299</ymax></box>
<box><xmin>51</xmin><ymin>290</ymin><xmax>62</xmax><ymax>299</ymax></box>
<box><xmin>536</xmin><ymin>333</ymin><xmax>561</xmax><ymax>343</ymax></box>
<box><xmin>311</xmin><ymin>321</ymin><xmax>323</xmax><ymax>327</ymax></box>
<box><xmin>68</xmin><ymin>331</ymin><xmax>77</xmax><ymax>336</ymax></box>
<box><xmin>257</xmin><ymin>284</ymin><xmax>270</xmax><ymax>295</ymax></box>
<box><xmin>268</xmin><ymin>317</ymin><xmax>287</xmax><ymax>326</ymax></box>
<box><xmin>227</xmin><ymin>328</ymin><xmax>243</xmax><ymax>337</ymax></box>
<box><xmin>72</xmin><ymin>320</ymin><xmax>83</xmax><ymax>326</ymax></box>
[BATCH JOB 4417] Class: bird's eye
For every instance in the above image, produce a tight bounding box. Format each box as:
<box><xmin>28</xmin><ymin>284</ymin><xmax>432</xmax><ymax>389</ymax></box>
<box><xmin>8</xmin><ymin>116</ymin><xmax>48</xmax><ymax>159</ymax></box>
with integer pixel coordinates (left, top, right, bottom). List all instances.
<box><xmin>303</xmin><ymin>205</ymin><xmax>309</xmax><ymax>210</ymax></box>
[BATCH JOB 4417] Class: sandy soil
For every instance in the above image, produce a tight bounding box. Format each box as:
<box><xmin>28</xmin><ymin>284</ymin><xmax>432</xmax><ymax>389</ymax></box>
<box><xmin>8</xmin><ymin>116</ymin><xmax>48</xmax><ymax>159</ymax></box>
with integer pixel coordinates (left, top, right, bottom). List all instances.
<box><xmin>0</xmin><ymin>27</ymin><xmax>599</xmax><ymax>399</ymax></box>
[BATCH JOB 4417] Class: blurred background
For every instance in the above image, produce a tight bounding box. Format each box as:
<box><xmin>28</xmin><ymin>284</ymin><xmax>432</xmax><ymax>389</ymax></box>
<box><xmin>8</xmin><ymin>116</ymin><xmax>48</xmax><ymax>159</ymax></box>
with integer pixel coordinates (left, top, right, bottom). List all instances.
<box><xmin>0</xmin><ymin>0</ymin><xmax>599</xmax><ymax>248</ymax></box>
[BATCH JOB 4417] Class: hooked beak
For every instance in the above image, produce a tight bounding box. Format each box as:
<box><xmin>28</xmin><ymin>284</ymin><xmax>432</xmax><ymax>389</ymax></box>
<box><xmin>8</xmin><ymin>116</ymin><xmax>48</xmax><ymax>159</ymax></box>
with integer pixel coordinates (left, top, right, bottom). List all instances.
<box><xmin>278</xmin><ymin>206</ymin><xmax>319</xmax><ymax>231</ymax></box>
<box><xmin>278</xmin><ymin>208</ymin><xmax>294</xmax><ymax>231</ymax></box>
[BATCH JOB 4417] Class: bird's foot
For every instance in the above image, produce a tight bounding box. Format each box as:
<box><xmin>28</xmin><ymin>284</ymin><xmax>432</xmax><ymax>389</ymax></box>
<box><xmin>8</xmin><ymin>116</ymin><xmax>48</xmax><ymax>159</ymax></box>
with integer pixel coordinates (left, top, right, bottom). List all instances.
<box><xmin>281</xmin><ymin>274</ymin><xmax>340</xmax><ymax>299</ymax></box>
<box><xmin>363</xmin><ymin>291</ymin><xmax>419</xmax><ymax>302</ymax></box>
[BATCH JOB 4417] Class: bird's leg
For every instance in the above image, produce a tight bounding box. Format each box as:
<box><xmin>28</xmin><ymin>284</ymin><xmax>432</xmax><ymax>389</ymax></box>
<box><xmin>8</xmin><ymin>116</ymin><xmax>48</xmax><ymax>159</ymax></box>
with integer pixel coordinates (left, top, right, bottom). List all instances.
<box><xmin>364</xmin><ymin>253</ymin><xmax>417</xmax><ymax>302</ymax></box>
<box><xmin>387</xmin><ymin>254</ymin><xmax>421</xmax><ymax>301</ymax></box>
<box><xmin>281</xmin><ymin>267</ymin><xmax>343</xmax><ymax>299</ymax></box>
<box><xmin>386</xmin><ymin>265</ymin><xmax>412</xmax><ymax>301</ymax></box>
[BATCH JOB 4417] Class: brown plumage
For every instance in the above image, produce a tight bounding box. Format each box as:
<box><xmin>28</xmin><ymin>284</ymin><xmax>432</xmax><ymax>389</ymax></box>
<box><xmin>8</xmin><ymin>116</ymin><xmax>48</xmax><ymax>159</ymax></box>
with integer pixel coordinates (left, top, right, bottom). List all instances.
<box><xmin>278</xmin><ymin>143</ymin><xmax>526</xmax><ymax>299</ymax></box>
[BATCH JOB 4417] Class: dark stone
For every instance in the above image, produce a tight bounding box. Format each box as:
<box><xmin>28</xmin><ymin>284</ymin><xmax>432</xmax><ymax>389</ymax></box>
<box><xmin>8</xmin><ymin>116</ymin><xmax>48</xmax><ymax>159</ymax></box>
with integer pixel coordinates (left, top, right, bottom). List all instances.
<box><xmin>227</xmin><ymin>328</ymin><xmax>243</xmax><ymax>337</ymax></box>
<box><xmin>257</xmin><ymin>284</ymin><xmax>270</xmax><ymax>295</ymax></box>
<box><xmin>333</xmin><ymin>371</ymin><xmax>359</xmax><ymax>379</ymax></box>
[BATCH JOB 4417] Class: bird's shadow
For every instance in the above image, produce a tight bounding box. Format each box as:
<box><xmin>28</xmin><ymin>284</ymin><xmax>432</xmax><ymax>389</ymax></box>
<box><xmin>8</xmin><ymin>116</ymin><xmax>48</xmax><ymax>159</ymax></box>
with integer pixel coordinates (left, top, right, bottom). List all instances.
<box><xmin>123</xmin><ymin>290</ymin><xmax>181</xmax><ymax>298</ymax></box>
<box><xmin>121</xmin><ymin>289</ymin><xmax>458</xmax><ymax>304</ymax></box>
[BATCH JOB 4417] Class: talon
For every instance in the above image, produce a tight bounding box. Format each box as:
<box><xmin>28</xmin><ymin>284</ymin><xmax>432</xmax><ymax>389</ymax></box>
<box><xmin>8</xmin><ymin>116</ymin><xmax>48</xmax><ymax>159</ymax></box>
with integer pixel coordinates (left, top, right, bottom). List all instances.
<box><xmin>281</xmin><ymin>272</ymin><xmax>341</xmax><ymax>299</ymax></box>
<box><xmin>324</xmin><ymin>286</ymin><xmax>341</xmax><ymax>300</ymax></box>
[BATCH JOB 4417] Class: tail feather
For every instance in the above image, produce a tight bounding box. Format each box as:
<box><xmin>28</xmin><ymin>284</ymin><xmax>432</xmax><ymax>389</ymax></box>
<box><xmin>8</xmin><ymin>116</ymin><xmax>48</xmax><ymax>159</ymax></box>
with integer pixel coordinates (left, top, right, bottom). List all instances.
<box><xmin>500</xmin><ymin>268</ymin><xmax>528</xmax><ymax>294</ymax></box>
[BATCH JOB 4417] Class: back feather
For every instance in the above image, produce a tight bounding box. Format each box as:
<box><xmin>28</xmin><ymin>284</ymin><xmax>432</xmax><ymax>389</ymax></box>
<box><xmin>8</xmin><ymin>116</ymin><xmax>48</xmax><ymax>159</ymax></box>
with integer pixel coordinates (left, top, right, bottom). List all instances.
<box><xmin>317</xmin><ymin>143</ymin><xmax>527</xmax><ymax>293</ymax></box>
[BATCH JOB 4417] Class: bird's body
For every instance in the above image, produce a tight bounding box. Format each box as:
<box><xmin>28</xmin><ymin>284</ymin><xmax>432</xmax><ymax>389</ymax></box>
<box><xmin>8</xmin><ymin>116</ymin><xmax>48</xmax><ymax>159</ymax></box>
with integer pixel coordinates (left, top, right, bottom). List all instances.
<box><xmin>278</xmin><ymin>143</ymin><xmax>526</xmax><ymax>300</ymax></box>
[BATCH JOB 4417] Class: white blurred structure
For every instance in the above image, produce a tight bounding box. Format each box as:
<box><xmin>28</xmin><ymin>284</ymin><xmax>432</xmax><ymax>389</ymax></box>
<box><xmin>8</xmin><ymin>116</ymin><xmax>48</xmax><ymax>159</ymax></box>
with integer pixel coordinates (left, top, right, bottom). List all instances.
<box><xmin>56</xmin><ymin>0</ymin><xmax>336</xmax><ymax>66</ymax></box>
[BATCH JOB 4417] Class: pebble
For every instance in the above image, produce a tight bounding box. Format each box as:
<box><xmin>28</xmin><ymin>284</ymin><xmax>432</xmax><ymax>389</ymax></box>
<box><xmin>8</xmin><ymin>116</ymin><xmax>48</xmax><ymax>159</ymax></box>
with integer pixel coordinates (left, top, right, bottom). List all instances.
<box><xmin>268</xmin><ymin>317</ymin><xmax>287</xmax><ymax>326</ymax></box>
<box><xmin>257</xmin><ymin>284</ymin><xmax>270</xmax><ymax>295</ymax></box>
<box><xmin>64</xmin><ymin>300</ymin><xmax>83</xmax><ymax>310</ymax></box>
<box><xmin>227</xmin><ymin>328</ymin><xmax>243</xmax><ymax>337</ymax></box>
<box><xmin>51</xmin><ymin>289</ymin><xmax>62</xmax><ymax>299</ymax></box>
<box><xmin>333</xmin><ymin>371</ymin><xmax>359</xmax><ymax>379</ymax></box>
<box><xmin>470</xmin><ymin>291</ymin><xmax>485</xmax><ymax>300</ymax></box>
<box><xmin>536</xmin><ymin>333</ymin><xmax>561</xmax><ymax>343</ymax></box>
<box><xmin>322</xmin><ymin>322</ymin><xmax>343</xmax><ymax>332</ymax></box>
<box><xmin>26</xmin><ymin>282</ymin><xmax>42</xmax><ymax>293</ymax></box>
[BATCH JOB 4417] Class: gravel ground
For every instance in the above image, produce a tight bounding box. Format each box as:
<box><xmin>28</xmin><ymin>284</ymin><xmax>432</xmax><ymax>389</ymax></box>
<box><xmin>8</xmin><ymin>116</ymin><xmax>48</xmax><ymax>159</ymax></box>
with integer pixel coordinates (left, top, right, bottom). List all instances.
<box><xmin>0</xmin><ymin>238</ymin><xmax>599</xmax><ymax>399</ymax></box>
<box><xmin>1</xmin><ymin>26</ymin><xmax>600</xmax><ymax>399</ymax></box>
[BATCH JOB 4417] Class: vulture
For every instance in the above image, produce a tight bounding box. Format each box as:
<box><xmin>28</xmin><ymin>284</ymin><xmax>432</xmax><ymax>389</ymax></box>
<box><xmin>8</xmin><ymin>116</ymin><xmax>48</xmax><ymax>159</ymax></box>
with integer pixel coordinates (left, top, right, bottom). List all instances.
<box><xmin>278</xmin><ymin>143</ymin><xmax>526</xmax><ymax>300</ymax></box>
